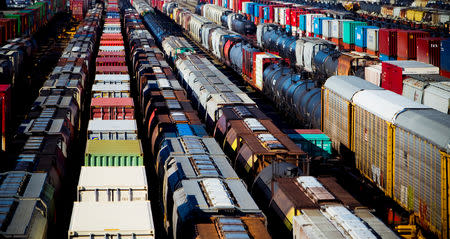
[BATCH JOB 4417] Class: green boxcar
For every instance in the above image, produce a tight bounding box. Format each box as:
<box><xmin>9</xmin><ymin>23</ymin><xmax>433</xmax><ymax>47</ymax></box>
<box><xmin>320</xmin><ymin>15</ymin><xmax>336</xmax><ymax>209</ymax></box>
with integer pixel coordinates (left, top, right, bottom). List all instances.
<box><xmin>343</xmin><ymin>21</ymin><xmax>367</xmax><ymax>44</ymax></box>
<box><xmin>85</xmin><ymin>140</ymin><xmax>144</xmax><ymax>166</ymax></box>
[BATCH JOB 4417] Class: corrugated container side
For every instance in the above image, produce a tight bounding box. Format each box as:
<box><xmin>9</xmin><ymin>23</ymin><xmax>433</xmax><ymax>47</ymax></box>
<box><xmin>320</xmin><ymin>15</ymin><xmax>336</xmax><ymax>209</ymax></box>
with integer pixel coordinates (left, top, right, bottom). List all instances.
<box><xmin>393</xmin><ymin>109</ymin><xmax>450</xmax><ymax>239</ymax></box>
<box><xmin>322</xmin><ymin>87</ymin><xmax>352</xmax><ymax>151</ymax></box>
<box><xmin>352</xmin><ymin>102</ymin><xmax>391</xmax><ymax>195</ymax></box>
<box><xmin>441</xmin><ymin>39</ymin><xmax>450</xmax><ymax>72</ymax></box>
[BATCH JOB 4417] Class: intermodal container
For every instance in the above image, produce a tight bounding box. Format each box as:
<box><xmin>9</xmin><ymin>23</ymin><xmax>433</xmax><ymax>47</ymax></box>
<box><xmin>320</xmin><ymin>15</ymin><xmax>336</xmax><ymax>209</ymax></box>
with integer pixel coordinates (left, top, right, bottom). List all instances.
<box><xmin>416</xmin><ymin>37</ymin><xmax>444</xmax><ymax>67</ymax></box>
<box><xmin>397</xmin><ymin>30</ymin><xmax>429</xmax><ymax>60</ymax></box>
<box><xmin>77</xmin><ymin>166</ymin><xmax>148</xmax><ymax>202</ymax></box>
<box><xmin>379</xmin><ymin>29</ymin><xmax>399</xmax><ymax>57</ymax></box>
<box><xmin>84</xmin><ymin>140</ymin><xmax>144</xmax><ymax>166</ymax></box>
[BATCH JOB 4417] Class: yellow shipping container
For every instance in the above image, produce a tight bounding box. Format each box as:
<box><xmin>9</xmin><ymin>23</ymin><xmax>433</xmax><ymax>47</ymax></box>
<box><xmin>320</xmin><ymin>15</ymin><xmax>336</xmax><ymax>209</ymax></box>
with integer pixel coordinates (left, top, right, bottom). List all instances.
<box><xmin>414</xmin><ymin>10</ymin><xmax>424</xmax><ymax>22</ymax></box>
<box><xmin>406</xmin><ymin>9</ymin><xmax>416</xmax><ymax>21</ymax></box>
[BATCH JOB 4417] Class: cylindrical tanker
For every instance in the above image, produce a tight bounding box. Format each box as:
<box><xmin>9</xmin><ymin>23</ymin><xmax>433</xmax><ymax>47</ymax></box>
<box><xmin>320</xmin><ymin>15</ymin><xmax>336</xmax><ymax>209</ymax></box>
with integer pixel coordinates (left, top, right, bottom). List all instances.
<box><xmin>263</xmin><ymin>64</ymin><xmax>321</xmax><ymax>129</ymax></box>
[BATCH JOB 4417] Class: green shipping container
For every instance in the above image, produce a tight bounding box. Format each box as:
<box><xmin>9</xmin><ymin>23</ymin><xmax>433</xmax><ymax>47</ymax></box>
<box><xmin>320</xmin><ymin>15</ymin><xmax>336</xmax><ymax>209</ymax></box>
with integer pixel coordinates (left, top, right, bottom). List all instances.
<box><xmin>85</xmin><ymin>140</ymin><xmax>144</xmax><ymax>166</ymax></box>
<box><xmin>286</xmin><ymin>129</ymin><xmax>332</xmax><ymax>158</ymax></box>
<box><xmin>343</xmin><ymin>21</ymin><xmax>367</xmax><ymax>44</ymax></box>
<box><xmin>4</xmin><ymin>14</ymin><xmax>21</xmax><ymax>36</ymax></box>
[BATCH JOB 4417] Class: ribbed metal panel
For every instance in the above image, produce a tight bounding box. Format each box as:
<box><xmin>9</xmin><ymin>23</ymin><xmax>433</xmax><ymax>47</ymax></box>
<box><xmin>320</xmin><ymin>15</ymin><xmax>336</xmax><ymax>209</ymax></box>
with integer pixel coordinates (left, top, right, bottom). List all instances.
<box><xmin>323</xmin><ymin>89</ymin><xmax>350</xmax><ymax>150</ymax></box>
<box><xmin>394</xmin><ymin>127</ymin><xmax>443</xmax><ymax>236</ymax></box>
<box><xmin>85</xmin><ymin>156</ymin><xmax>144</xmax><ymax>166</ymax></box>
<box><xmin>353</xmin><ymin>105</ymin><xmax>389</xmax><ymax>193</ymax></box>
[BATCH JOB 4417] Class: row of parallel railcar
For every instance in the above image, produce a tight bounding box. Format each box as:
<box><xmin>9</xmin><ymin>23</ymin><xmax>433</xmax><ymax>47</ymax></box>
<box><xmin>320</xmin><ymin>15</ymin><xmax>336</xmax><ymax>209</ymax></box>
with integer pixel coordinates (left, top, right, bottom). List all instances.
<box><xmin>130</xmin><ymin>0</ymin><xmax>402</xmax><ymax>238</ymax></box>
<box><xmin>161</xmin><ymin>2</ymin><xmax>450</xmax><ymax>115</ymax></box>
<box><xmin>0</xmin><ymin>0</ymin><xmax>68</xmax><ymax>84</ymax></box>
<box><xmin>67</xmin><ymin>2</ymin><xmax>156</xmax><ymax>238</ymax></box>
<box><xmin>0</xmin><ymin>5</ymin><xmax>103</xmax><ymax>238</ymax></box>
<box><xmin>137</xmin><ymin>1</ymin><xmax>450</xmax><ymax>238</ymax></box>
<box><xmin>122</xmin><ymin>2</ymin><xmax>275</xmax><ymax>238</ymax></box>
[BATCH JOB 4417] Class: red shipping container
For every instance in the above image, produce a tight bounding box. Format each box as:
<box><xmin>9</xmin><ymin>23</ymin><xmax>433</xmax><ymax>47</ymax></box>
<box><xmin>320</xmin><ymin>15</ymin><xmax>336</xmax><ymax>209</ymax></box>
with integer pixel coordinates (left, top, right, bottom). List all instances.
<box><xmin>96</xmin><ymin>65</ymin><xmax>128</xmax><ymax>74</ymax></box>
<box><xmin>416</xmin><ymin>37</ymin><xmax>444</xmax><ymax>67</ymax></box>
<box><xmin>378</xmin><ymin>29</ymin><xmax>399</xmax><ymax>57</ymax></box>
<box><xmin>381</xmin><ymin>61</ymin><xmax>439</xmax><ymax>95</ymax></box>
<box><xmin>0</xmin><ymin>85</ymin><xmax>11</xmax><ymax>152</ymax></box>
<box><xmin>96</xmin><ymin>57</ymin><xmax>126</xmax><ymax>66</ymax></box>
<box><xmin>90</xmin><ymin>97</ymin><xmax>134</xmax><ymax>120</ymax></box>
<box><xmin>397</xmin><ymin>30</ymin><xmax>429</xmax><ymax>60</ymax></box>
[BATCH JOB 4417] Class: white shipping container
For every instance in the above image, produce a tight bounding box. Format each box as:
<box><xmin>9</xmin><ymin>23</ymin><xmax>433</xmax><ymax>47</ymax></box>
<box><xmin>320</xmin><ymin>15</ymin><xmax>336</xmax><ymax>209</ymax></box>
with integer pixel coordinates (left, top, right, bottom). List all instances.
<box><xmin>77</xmin><ymin>166</ymin><xmax>148</xmax><ymax>202</ymax></box>
<box><xmin>280</xmin><ymin>8</ymin><xmax>286</xmax><ymax>25</ymax></box>
<box><xmin>384</xmin><ymin>61</ymin><xmax>440</xmax><ymax>75</ymax></box>
<box><xmin>423</xmin><ymin>82</ymin><xmax>450</xmax><ymax>114</ymax></box>
<box><xmin>92</xmin><ymin>83</ymin><xmax>131</xmax><ymax>98</ymax></box>
<box><xmin>366</xmin><ymin>28</ymin><xmax>379</xmax><ymax>52</ymax></box>
<box><xmin>306</xmin><ymin>14</ymin><xmax>325</xmax><ymax>33</ymax></box>
<box><xmin>94</xmin><ymin>74</ymin><xmax>130</xmax><ymax>83</ymax></box>
<box><xmin>255</xmin><ymin>53</ymin><xmax>281</xmax><ymax>91</ymax></box>
<box><xmin>365</xmin><ymin>64</ymin><xmax>382</xmax><ymax>86</ymax></box>
<box><xmin>322</xmin><ymin>19</ymin><xmax>332</xmax><ymax>38</ymax></box>
<box><xmin>68</xmin><ymin>201</ymin><xmax>155</xmax><ymax>239</ymax></box>
<box><xmin>330</xmin><ymin>19</ymin><xmax>352</xmax><ymax>39</ymax></box>
<box><xmin>274</xmin><ymin>7</ymin><xmax>280</xmax><ymax>23</ymax></box>
<box><xmin>88</xmin><ymin>120</ymin><xmax>138</xmax><ymax>140</ymax></box>
<box><xmin>99</xmin><ymin>45</ymin><xmax>124</xmax><ymax>52</ymax></box>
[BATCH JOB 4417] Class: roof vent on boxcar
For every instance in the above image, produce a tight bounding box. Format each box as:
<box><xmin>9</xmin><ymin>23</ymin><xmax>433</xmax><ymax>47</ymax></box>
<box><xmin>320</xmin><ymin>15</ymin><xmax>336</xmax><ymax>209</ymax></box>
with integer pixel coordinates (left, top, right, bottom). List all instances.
<box><xmin>181</xmin><ymin>137</ymin><xmax>207</xmax><ymax>154</ymax></box>
<box><xmin>29</xmin><ymin>118</ymin><xmax>52</xmax><ymax>133</ymax></box>
<box><xmin>0</xmin><ymin>199</ymin><xmax>17</xmax><ymax>231</ymax></box>
<box><xmin>232</xmin><ymin>106</ymin><xmax>252</xmax><ymax>118</ymax></box>
<box><xmin>23</xmin><ymin>136</ymin><xmax>44</xmax><ymax>151</ymax></box>
<box><xmin>157</xmin><ymin>78</ymin><xmax>171</xmax><ymax>89</ymax></box>
<box><xmin>39</xmin><ymin>108</ymin><xmax>57</xmax><ymax>118</ymax></box>
<box><xmin>166</xmin><ymin>99</ymin><xmax>181</xmax><ymax>109</ymax></box>
<box><xmin>191</xmin><ymin>155</ymin><xmax>220</xmax><ymax>177</ymax></box>
<box><xmin>223</xmin><ymin>93</ymin><xmax>243</xmax><ymax>103</ymax></box>
<box><xmin>297</xmin><ymin>176</ymin><xmax>336</xmax><ymax>202</ymax></box>
<box><xmin>243</xmin><ymin>118</ymin><xmax>267</xmax><ymax>131</ymax></box>
<box><xmin>216</xmin><ymin>217</ymin><xmax>250</xmax><ymax>239</ymax></box>
<box><xmin>171</xmin><ymin>112</ymin><xmax>188</xmax><ymax>123</ymax></box>
<box><xmin>201</xmin><ymin>179</ymin><xmax>234</xmax><ymax>208</ymax></box>
<box><xmin>257</xmin><ymin>134</ymin><xmax>285</xmax><ymax>149</ymax></box>
<box><xmin>162</xmin><ymin>90</ymin><xmax>176</xmax><ymax>99</ymax></box>
<box><xmin>0</xmin><ymin>172</ymin><xmax>29</xmax><ymax>197</ymax></box>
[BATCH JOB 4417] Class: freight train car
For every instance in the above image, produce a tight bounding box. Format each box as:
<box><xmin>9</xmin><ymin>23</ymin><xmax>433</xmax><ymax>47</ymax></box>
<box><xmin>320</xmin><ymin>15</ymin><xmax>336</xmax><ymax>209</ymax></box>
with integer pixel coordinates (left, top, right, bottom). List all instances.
<box><xmin>321</xmin><ymin>75</ymin><xmax>450</xmax><ymax>238</ymax></box>
<box><xmin>123</xmin><ymin>4</ymin><xmax>273</xmax><ymax>238</ymax></box>
<box><xmin>68</xmin><ymin>3</ymin><xmax>155</xmax><ymax>239</ymax></box>
<box><xmin>0</xmin><ymin>5</ymin><xmax>104</xmax><ymax>238</ymax></box>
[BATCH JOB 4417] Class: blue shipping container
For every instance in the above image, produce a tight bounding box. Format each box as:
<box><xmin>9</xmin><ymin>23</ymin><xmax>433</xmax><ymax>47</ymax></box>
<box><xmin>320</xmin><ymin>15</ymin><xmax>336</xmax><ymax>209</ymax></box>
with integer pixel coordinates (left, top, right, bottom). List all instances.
<box><xmin>441</xmin><ymin>38</ymin><xmax>450</xmax><ymax>72</ymax></box>
<box><xmin>299</xmin><ymin>15</ymin><xmax>306</xmax><ymax>31</ymax></box>
<box><xmin>355</xmin><ymin>26</ymin><xmax>378</xmax><ymax>48</ymax></box>
<box><xmin>313</xmin><ymin>17</ymin><xmax>333</xmax><ymax>36</ymax></box>
<box><xmin>379</xmin><ymin>54</ymin><xmax>396</xmax><ymax>61</ymax></box>
<box><xmin>264</xmin><ymin>7</ymin><xmax>270</xmax><ymax>20</ymax></box>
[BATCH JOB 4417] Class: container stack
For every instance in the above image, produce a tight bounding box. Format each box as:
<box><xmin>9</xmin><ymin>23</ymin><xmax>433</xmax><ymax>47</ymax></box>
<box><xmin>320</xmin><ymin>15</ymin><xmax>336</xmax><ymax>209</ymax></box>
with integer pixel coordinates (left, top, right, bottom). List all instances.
<box><xmin>68</xmin><ymin>2</ymin><xmax>155</xmax><ymax>238</ymax></box>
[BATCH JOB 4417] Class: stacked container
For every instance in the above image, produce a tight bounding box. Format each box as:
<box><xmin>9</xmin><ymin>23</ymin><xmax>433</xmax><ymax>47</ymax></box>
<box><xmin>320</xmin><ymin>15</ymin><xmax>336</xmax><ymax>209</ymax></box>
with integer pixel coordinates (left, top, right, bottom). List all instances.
<box><xmin>416</xmin><ymin>37</ymin><xmax>445</xmax><ymax>67</ymax></box>
<box><xmin>355</xmin><ymin>26</ymin><xmax>378</xmax><ymax>53</ymax></box>
<box><xmin>378</xmin><ymin>29</ymin><xmax>399</xmax><ymax>61</ymax></box>
<box><xmin>396</xmin><ymin>30</ymin><xmax>429</xmax><ymax>60</ymax></box>
<box><xmin>342</xmin><ymin>21</ymin><xmax>366</xmax><ymax>50</ymax></box>
<box><xmin>69</xmin><ymin>2</ymin><xmax>155</xmax><ymax>238</ymax></box>
<box><xmin>381</xmin><ymin>60</ymin><xmax>440</xmax><ymax>94</ymax></box>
